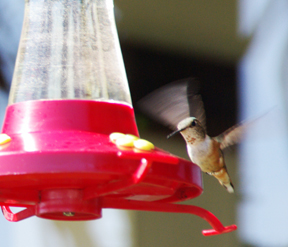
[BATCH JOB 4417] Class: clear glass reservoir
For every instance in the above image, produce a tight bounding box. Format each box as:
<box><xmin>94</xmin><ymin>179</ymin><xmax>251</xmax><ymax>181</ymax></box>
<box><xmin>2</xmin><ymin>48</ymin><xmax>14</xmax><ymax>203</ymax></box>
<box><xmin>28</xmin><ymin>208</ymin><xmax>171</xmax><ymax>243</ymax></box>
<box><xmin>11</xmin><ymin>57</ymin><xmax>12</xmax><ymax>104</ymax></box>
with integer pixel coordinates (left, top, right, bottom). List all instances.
<box><xmin>9</xmin><ymin>0</ymin><xmax>131</xmax><ymax>105</ymax></box>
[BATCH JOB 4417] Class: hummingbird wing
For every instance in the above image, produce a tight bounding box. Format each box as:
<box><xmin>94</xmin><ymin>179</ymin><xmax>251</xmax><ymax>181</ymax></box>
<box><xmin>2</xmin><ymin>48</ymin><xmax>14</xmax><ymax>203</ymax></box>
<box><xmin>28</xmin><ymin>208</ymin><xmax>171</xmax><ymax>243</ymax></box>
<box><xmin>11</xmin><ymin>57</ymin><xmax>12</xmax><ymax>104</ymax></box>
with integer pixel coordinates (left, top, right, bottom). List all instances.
<box><xmin>215</xmin><ymin>122</ymin><xmax>246</xmax><ymax>150</ymax></box>
<box><xmin>215</xmin><ymin>109</ymin><xmax>272</xmax><ymax>150</ymax></box>
<box><xmin>138</xmin><ymin>78</ymin><xmax>206</xmax><ymax>130</ymax></box>
<box><xmin>187</xmin><ymin>93</ymin><xmax>206</xmax><ymax>131</ymax></box>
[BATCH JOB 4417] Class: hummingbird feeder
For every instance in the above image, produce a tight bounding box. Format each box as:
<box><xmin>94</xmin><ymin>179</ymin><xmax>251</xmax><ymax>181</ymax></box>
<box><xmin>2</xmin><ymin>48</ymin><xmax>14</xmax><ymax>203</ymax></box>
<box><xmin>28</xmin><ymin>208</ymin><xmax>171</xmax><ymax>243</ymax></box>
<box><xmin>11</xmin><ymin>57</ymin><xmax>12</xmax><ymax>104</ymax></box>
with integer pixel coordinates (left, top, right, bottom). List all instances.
<box><xmin>0</xmin><ymin>0</ymin><xmax>236</xmax><ymax>236</ymax></box>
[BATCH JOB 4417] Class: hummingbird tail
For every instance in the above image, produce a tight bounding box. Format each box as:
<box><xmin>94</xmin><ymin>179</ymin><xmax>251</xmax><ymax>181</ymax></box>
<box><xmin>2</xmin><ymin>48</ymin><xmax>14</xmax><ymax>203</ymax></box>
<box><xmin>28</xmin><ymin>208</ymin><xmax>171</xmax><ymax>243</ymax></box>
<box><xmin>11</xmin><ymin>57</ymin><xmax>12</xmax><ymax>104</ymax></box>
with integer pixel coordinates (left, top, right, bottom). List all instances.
<box><xmin>213</xmin><ymin>167</ymin><xmax>234</xmax><ymax>193</ymax></box>
<box><xmin>223</xmin><ymin>181</ymin><xmax>234</xmax><ymax>193</ymax></box>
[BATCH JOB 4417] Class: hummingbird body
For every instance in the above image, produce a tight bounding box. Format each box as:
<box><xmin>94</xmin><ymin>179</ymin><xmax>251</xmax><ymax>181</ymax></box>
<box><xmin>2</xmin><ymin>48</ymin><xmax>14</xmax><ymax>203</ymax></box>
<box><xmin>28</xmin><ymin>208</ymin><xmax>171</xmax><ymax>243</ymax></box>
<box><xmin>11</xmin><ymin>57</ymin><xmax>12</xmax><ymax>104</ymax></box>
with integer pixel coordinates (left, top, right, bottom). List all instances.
<box><xmin>177</xmin><ymin>117</ymin><xmax>234</xmax><ymax>193</ymax></box>
<box><xmin>187</xmin><ymin>135</ymin><xmax>221</xmax><ymax>173</ymax></box>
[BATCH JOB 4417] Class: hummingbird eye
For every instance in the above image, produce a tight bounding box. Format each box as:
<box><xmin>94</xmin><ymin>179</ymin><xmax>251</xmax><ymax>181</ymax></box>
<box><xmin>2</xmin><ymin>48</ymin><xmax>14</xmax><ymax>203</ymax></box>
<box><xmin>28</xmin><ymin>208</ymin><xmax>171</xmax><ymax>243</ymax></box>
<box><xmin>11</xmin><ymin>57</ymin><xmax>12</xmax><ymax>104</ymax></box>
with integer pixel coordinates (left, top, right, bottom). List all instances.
<box><xmin>191</xmin><ymin>121</ymin><xmax>196</xmax><ymax>127</ymax></box>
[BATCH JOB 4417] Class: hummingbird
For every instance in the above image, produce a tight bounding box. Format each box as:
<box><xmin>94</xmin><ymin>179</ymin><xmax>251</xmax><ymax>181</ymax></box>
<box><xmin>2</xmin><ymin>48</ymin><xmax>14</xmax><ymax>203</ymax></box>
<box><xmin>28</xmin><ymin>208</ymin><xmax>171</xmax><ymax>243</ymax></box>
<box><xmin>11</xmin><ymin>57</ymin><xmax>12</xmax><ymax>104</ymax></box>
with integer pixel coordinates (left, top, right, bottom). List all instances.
<box><xmin>138</xmin><ymin>78</ymin><xmax>247</xmax><ymax>193</ymax></box>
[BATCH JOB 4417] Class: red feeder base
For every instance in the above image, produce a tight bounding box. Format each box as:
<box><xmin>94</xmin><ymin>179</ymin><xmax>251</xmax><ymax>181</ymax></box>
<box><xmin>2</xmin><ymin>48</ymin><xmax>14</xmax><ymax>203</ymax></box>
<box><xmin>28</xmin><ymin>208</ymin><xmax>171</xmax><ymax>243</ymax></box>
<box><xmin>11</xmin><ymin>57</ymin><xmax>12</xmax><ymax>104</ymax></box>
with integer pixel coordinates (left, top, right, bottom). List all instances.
<box><xmin>0</xmin><ymin>100</ymin><xmax>237</xmax><ymax>236</ymax></box>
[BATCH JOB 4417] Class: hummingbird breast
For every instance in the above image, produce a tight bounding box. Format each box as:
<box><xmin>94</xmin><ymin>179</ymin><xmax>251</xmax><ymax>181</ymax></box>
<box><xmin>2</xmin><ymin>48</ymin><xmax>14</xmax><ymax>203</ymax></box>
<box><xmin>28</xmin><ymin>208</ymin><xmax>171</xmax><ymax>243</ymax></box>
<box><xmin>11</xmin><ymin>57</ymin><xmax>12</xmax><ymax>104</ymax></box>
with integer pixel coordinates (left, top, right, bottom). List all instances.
<box><xmin>187</xmin><ymin>136</ymin><xmax>223</xmax><ymax>173</ymax></box>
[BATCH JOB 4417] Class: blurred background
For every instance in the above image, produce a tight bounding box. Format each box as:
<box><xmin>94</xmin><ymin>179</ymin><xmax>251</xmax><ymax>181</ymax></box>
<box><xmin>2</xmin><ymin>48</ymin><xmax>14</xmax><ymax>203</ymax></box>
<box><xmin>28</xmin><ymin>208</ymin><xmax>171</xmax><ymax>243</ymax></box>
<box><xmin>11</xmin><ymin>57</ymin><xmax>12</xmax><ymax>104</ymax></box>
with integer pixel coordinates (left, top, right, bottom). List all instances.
<box><xmin>1</xmin><ymin>0</ymin><xmax>287</xmax><ymax>246</ymax></box>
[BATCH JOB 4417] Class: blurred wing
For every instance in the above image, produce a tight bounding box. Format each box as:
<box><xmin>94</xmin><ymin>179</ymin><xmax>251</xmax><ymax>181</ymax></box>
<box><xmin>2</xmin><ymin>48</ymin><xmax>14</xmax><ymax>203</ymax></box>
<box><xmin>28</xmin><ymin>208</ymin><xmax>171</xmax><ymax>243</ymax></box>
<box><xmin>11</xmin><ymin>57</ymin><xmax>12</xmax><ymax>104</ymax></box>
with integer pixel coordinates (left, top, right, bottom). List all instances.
<box><xmin>138</xmin><ymin>81</ymin><xmax>189</xmax><ymax>129</ymax></box>
<box><xmin>216</xmin><ymin>122</ymin><xmax>246</xmax><ymax>150</ymax></box>
<box><xmin>216</xmin><ymin>109</ymin><xmax>272</xmax><ymax>149</ymax></box>
<box><xmin>138</xmin><ymin>78</ymin><xmax>206</xmax><ymax>130</ymax></box>
<box><xmin>187</xmin><ymin>81</ymin><xmax>206</xmax><ymax>130</ymax></box>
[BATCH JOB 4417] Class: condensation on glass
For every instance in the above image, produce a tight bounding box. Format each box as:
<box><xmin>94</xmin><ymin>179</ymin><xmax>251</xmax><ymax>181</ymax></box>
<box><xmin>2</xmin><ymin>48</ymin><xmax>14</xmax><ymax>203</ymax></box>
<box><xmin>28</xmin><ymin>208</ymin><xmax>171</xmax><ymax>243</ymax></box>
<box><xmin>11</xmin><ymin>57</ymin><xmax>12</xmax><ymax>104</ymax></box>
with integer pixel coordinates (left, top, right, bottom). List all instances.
<box><xmin>9</xmin><ymin>0</ymin><xmax>131</xmax><ymax>105</ymax></box>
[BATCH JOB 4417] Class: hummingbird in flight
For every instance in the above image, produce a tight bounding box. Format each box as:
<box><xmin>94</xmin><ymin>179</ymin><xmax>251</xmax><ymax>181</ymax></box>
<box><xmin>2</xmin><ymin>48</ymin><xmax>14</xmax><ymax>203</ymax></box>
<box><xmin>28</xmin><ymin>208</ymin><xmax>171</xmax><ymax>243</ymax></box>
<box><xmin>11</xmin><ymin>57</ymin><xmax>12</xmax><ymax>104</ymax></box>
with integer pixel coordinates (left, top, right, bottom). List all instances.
<box><xmin>139</xmin><ymin>78</ymin><xmax>247</xmax><ymax>193</ymax></box>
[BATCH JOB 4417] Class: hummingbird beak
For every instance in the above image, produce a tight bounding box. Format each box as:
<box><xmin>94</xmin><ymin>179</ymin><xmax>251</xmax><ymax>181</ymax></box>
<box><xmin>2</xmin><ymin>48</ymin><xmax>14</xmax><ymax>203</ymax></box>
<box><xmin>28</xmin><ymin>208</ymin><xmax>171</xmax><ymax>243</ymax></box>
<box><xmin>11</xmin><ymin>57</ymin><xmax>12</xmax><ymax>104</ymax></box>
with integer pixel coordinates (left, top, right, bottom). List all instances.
<box><xmin>167</xmin><ymin>128</ymin><xmax>185</xmax><ymax>139</ymax></box>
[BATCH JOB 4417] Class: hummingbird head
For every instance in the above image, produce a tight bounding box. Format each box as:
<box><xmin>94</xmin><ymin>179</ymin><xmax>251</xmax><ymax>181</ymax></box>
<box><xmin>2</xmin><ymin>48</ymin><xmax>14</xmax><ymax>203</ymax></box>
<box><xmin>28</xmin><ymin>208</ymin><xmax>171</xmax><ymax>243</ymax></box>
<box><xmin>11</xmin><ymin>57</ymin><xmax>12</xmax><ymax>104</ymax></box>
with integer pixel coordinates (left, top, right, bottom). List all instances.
<box><xmin>167</xmin><ymin>117</ymin><xmax>206</xmax><ymax>144</ymax></box>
